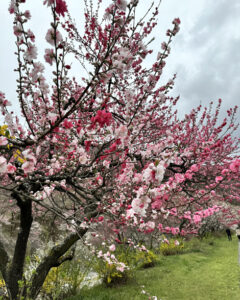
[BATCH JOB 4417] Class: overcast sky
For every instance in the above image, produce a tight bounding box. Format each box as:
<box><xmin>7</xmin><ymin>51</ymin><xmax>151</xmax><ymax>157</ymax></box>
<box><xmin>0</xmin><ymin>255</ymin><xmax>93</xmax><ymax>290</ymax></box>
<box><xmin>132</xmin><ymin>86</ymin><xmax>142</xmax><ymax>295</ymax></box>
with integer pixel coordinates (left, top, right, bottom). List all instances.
<box><xmin>0</xmin><ymin>0</ymin><xmax>239</xmax><ymax>124</ymax></box>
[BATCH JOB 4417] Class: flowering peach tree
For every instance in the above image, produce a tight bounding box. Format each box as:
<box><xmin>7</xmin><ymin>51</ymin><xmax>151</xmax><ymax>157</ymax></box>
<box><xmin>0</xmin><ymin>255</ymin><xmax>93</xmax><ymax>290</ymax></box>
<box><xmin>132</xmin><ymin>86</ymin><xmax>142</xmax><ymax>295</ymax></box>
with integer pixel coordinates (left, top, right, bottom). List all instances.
<box><xmin>0</xmin><ymin>0</ymin><xmax>239</xmax><ymax>299</ymax></box>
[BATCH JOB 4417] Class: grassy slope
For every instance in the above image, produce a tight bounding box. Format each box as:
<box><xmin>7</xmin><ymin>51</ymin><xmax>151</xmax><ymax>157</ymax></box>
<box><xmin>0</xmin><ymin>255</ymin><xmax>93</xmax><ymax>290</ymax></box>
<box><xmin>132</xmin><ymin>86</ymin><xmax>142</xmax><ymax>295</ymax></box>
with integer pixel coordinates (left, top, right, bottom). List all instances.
<box><xmin>68</xmin><ymin>235</ymin><xmax>240</xmax><ymax>300</ymax></box>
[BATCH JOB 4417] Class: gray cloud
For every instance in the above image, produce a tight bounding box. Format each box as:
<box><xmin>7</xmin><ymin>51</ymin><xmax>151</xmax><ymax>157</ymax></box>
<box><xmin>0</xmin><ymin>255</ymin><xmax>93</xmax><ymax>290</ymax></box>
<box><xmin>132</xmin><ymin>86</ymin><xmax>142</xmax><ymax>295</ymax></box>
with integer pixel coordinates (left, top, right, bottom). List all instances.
<box><xmin>164</xmin><ymin>0</ymin><xmax>240</xmax><ymax>124</ymax></box>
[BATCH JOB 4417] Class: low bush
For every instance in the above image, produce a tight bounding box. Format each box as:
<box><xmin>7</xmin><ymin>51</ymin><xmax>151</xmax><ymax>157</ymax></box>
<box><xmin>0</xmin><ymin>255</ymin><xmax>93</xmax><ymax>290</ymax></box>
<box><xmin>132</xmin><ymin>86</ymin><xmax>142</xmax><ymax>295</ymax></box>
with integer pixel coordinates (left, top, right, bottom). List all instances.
<box><xmin>41</xmin><ymin>262</ymin><xmax>83</xmax><ymax>299</ymax></box>
<box><xmin>160</xmin><ymin>238</ymin><xmax>184</xmax><ymax>256</ymax></box>
<box><xmin>39</xmin><ymin>245</ymin><xmax>95</xmax><ymax>299</ymax></box>
<box><xmin>92</xmin><ymin>243</ymin><xmax>133</xmax><ymax>286</ymax></box>
<box><xmin>133</xmin><ymin>247</ymin><xmax>158</xmax><ymax>269</ymax></box>
<box><xmin>0</xmin><ymin>279</ymin><xmax>7</xmax><ymax>299</ymax></box>
<box><xmin>92</xmin><ymin>241</ymin><xmax>158</xmax><ymax>286</ymax></box>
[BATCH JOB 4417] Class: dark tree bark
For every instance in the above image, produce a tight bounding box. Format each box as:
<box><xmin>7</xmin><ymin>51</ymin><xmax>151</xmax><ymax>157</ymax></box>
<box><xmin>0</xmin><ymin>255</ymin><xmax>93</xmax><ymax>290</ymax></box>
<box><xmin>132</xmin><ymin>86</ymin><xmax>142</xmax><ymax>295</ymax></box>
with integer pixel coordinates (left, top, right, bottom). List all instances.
<box><xmin>0</xmin><ymin>238</ymin><xmax>9</xmax><ymax>280</ymax></box>
<box><xmin>30</xmin><ymin>230</ymin><xmax>86</xmax><ymax>299</ymax></box>
<box><xmin>4</xmin><ymin>193</ymin><xmax>33</xmax><ymax>300</ymax></box>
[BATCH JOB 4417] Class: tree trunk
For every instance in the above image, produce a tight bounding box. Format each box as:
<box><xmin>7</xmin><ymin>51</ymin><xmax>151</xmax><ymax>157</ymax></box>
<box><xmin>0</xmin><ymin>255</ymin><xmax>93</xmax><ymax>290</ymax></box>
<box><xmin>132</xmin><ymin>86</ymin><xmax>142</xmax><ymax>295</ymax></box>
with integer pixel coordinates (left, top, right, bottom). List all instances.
<box><xmin>238</xmin><ymin>239</ymin><xmax>240</xmax><ymax>265</ymax></box>
<box><xmin>1</xmin><ymin>190</ymin><xmax>90</xmax><ymax>300</ymax></box>
<box><xmin>5</xmin><ymin>194</ymin><xmax>33</xmax><ymax>300</ymax></box>
<box><xmin>0</xmin><ymin>239</ymin><xmax>9</xmax><ymax>280</ymax></box>
<box><xmin>236</xmin><ymin>230</ymin><xmax>240</xmax><ymax>265</ymax></box>
<box><xmin>30</xmin><ymin>230</ymin><xmax>86</xmax><ymax>299</ymax></box>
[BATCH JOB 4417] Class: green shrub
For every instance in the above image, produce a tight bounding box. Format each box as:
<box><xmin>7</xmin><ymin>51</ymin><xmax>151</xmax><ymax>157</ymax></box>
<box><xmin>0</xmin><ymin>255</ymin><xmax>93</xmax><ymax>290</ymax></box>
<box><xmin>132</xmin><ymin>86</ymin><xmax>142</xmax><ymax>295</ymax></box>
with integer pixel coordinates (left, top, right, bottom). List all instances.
<box><xmin>93</xmin><ymin>251</ymin><xmax>131</xmax><ymax>286</ymax></box>
<box><xmin>40</xmin><ymin>259</ymin><xmax>90</xmax><ymax>299</ymax></box>
<box><xmin>160</xmin><ymin>239</ymin><xmax>184</xmax><ymax>256</ymax></box>
<box><xmin>134</xmin><ymin>248</ymin><xmax>157</xmax><ymax>268</ymax></box>
<box><xmin>92</xmin><ymin>242</ymin><xmax>158</xmax><ymax>286</ymax></box>
<box><xmin>0</xmin><ymin>279</ymin><xmax>7</xmax><ymax>298</ymax></box>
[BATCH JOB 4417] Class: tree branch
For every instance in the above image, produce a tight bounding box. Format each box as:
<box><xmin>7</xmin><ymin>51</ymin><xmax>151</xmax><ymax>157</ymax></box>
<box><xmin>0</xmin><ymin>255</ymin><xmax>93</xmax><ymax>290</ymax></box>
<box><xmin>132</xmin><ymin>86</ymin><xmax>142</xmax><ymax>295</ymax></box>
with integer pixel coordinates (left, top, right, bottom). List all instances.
<box><xmin>30</xmin><ymin>229</ymin><xmax>86</xmax><ymax>299</ymax></box>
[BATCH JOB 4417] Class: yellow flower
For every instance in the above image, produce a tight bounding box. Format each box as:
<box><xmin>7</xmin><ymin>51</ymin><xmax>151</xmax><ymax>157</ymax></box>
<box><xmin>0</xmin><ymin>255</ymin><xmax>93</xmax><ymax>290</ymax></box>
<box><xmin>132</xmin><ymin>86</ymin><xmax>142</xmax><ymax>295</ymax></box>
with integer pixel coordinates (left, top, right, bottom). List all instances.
<box><xmin>13</xmin><ymin>149</ymin><xmax>25</xmax><ymax>164</ymax></box>
<box><xmin>0</xmin><ymin>125</ymin><xmax>25</xmax><ymax>164</ymax></box>
<box><xmin>0</xmin><ymin>278</ymin><xmax>6</xmax><ymax>289</ymax></box>
<box><xmin>0</xmin><ymin>125</ymin><xmax>9</xmax><ymax>136</ymax></box>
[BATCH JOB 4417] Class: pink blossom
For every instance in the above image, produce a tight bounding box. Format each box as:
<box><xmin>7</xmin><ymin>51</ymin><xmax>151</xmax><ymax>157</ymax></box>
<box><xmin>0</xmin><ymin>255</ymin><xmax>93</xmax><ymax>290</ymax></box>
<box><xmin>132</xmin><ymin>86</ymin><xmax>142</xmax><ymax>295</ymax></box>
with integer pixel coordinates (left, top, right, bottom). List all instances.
<box><xmin>170</xmin><ymin>208</ymin><xmax>177</xmax><ymax>216</ymax></box>
<box><xmin>164</xmin><ymin>227</ymin><xmax>171</xmax><ymax>233</ymax></box>
<box><xmin>175</xmin><ymin>173</ymin><xmax>185</xmax><ymax>183</ymax></box>
<box><xmin>215</xmin><ymin>176</ymin><xmax>223</xmax><ymax>183</ymax></box>
<box><xmin>126</xmin><ymin>208</ymin><xmax>134</xmax><ymax>218</ymax></box>
<box><xmin>55</xmin><ymin>0</ymin><xmax>68</xmax><ymax>17</ymax></box>
<box><xmin>193</xmin><ymin>214</ymin><xmax>201</xmax><ymax>224</ymax></box>
<box><xmin>221</xmin><ymin>169</ymin><xmax>228</xmax><ymax>175</ymax></box>
<box><xmin>97</xmin><ymin>250</ymin><xmax>103</xmax><ymax>258</ymax></box>
<box><xmin>109</xmin><ymin>244</ymin><xmax>116</xmax><ymax>252</ymax></box>
<box><xmin>24</xmin><ymin>43</ymin><xmax>37</xmax><ymax>61</ymax></box>
<box><xmin>103</xmin><ymin>160</ymin><xmax>110</xmax><ymax>168</ymax></box>
<box><xmin>115</xmin><ymin>125</ymin><xmax>128</xmax><ymax>139</ymax></box>
<box><xmin>131</xmin><ymin>194</ymin><xmax>151</xmax><ymax>217</ymax></box>
<box><xmin>152</xmin><ymin>196</ymin><xmax>163</xmax><ymax>210</ymax></box>
<box><xmin>22</xmin><ymin>161</ymin><xmax>35</xmax><ymax>173</ymax></box>
<box><xmin>180</xmin><ymin>229</ymin><xmax>187</xmax><ymax>236</ymax></box>
<box><xmin>0</xmin><ymin>136</ymin><xmax>8</xmax><ymax>146</ymax></box>
<box><xmin>142</xmin><ymin>163</ymin><xmax>155</xmax><ymax>182</ymax></box>
<box><xmin>27</xmin><ymin>29</ymin><xmax>35</xmax><ymax>42</ymax></box>
<box><xmin>79</xmin><ymin>151</ymin><xmax>88</xmax><ymax>164</ymax></box>
<box><xmin>47</xmin><ymin>112</ymin><xmax>58</xmax><ymax>122</ymax></box>
<box><xmin>190</xmin><ymin>164</ymin><xmax>199</xmax><ymax>172</ymax></box>
<box><xmin>24</xmin><ymin>10</ymin><xmax>31</xmax><ymax>19</ymax></box>
<box><xmin>31</xmin><ymin>62</ymin><xmax>44</xmax><ymax>81</ymax></box>
<box><xmin>43</xmin><ymin>0</ymin><xmax>54</xmax><ymax>6</ymax></box>
<box><xmin>183</xmin><ymin>211</ymin><xmax>192</xmax><ymax>221</ymax></box>
<box><xmin>13</xmin><ymin>25</ymin><xmax>22</xmax><ymax>37</ymax></box>
<box><xmin>145</xmin><ymin>221</ymin><xmax>155</xmax><ymax>233</ymax></box>
<box><xmin>96</xmin><ymin>175</ymin><xmax>103</xmax><ymax>185</ymax></box>
<box><xmin>155</xmin><ymin>163</ymin><xmax>165</xmax><ymax>183</ymax></box>
<box><xmin>174</xmin><ymin>240</ymin><xmax>180</xmax><ymax>246</ymax></box>
<box><xmin>8</xmin><ymin>0</ymin><xmax>17</xmax><ymax>14</ymax></box>
<box><xmin>21</xmin><ymin>149</ymin><xmax>36</xmax><ymax>173</ymax></box>
<box><xmin>7</xmin><ymin>164</ymin><xmax>16</xmax><ymax>174</ymax></box>
<box><xmin>229</xmin><ymin>159</ymin><xmax>240</xmax><ymax>173</ymax></box>
<box><xmin>43</xmin><ymin>186</ymin><xmax>54</xmax><ymax>197</ymax></box>
<box><xmin>171</xmin><ymin>227</ymin><xmax>179</xmax><ymax>235</ymax></box>
<box><xmin>22</xmin><ymin>149</ymin><xmax>36</xmax><ymax>163</ymax></box>
<box><xmin>44</xmin><ymin>48</ymin><xmax>55</xmax><ymax>65</ymax></box>
<box><xmin>116</xmin><ymin>265</ymin><xmax>125</xmax><ymax>272</ymax></box>
<box><xmin>210</xmin><ymin>190</ymin><xmax>216</xmax><ymax>196</ymax></box>
<box><xmin>45</xmin><ymin>28</ymin><xmax>63</xmax><ymax>46</ymax></box>
<box><xmin>163</xmin><ymin>238</ymin><xmax>169</xmax><ymax>244</ymax></box>
<box><xmin>185</xmin><ymin>171</ymin><xmax>192</xmax><ymax>180</ymax></box>
<box><xmin>0</xmin><ymin>157</ymin><xmax>7</xmax><ymax>173</ymax></box>
<box><xmin>116</xmin><ymin>0</ymin><xmax>127</xmax><ymax>11</ymax></box>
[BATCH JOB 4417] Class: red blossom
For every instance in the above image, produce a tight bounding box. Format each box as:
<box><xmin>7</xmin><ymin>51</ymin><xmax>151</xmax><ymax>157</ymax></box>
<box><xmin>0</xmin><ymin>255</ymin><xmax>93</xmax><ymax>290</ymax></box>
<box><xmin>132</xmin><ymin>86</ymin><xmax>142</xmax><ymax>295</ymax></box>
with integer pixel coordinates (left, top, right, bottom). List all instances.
<box><xmin>91</xmin><ymin>110</ymin><xmax>112</xmax><ymax>128</ymax></box>
<box><xmin>84</xmin><ymin>141</ymin><xmax>91</xmax><ymax>152</ymax></box>
<box><xmin>55</xmin><ymin>0</ymin><xmax>68</xmax><ymax>17</ymax></box>
<box><xmin>63</xmin><ymin>119</ymin><xmax>73</xmax><ymax>129</ymax></box>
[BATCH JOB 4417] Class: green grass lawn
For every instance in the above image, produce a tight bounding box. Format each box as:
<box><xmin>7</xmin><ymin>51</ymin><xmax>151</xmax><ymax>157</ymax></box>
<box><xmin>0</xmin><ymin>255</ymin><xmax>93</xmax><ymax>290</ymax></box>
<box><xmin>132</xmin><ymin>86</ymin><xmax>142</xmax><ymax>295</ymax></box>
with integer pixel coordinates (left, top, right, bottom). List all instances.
<box><xmin>67</xmin><ymin>235</ymin><xmax>240</xmax><ymax>300</ymax></box>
